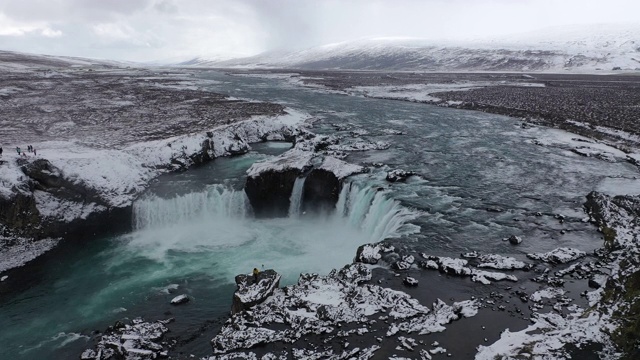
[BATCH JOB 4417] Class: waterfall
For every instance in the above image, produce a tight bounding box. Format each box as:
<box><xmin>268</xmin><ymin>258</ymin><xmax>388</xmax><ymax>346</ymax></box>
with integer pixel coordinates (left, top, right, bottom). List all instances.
<box><xmin>133</xmin><ymin>184</ymin><xmax>251</xmax><ymax>230</ymax></box>
<box><xmin>335</xmin><ymin>182</ymin><xmax>419</xmax><ymax>242</ymax></box>
<box><xmin>132</xmin><ymin>178</ymin><xmax>417</xmax><ymax>243</ymax></box>
<box><xmin>288</xmin><ymin>176</ymin><xmax>307</xmax><ymax>217</ymax></box>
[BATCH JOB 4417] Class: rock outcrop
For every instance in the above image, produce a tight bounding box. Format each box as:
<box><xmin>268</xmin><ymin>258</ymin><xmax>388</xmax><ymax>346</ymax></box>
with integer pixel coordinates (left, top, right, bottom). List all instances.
<box><xmin>386</xmin><ymin>169</ymin><xmax>415</xmax><ymax>183</ymax></box>
<box><xmin>0</xmin><ymin>158</ymin><xmax>132</xmax><ymax>242</ymax></box>
<box><xmin>244</xmin><ymin>151</ymin><xmax>364</xmax><ymax>217</ymax></box>
<box><xmin>231</xmin><ymin>269</ymin><xmax>281</xmax><ymax>314</ymax></box>
<box><xmin>211</xmin><ymin>263</ymin><xmax>479</xmax><ymax>357</ymax></box>
<box><xmin>80</xmin><ymin>318</ymin><xmax>173</xmax><ymax>360</ymax></box>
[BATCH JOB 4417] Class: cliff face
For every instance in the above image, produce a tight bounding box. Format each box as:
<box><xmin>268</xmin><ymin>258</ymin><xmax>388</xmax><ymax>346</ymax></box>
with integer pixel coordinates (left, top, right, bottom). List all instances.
<box><xmin>231</xmin><ymin>269</ymin><xmax>281</xmax><ymax>315</ymax></box>
<box><xmin>0</xmin><ymin>158</ymin><xmax>132</xmax><ymax>241</ymax></box>
<box><xmin>584</xmin><ymin>191</ymin><xmax>640</xmax><ymax>359</ymax></box>
<box><xmin>244</xmin><ymin>169</ymin><xmax>299</xmax><ymax>218</ymax></box>
<box><xmin>244</xmin><ymin>168</ymin><xmax>342</xmax><ymax>218</ymax></box>
<box><xmin>244</xmin><ymin>151</ymin><xmax>363</xmax><ymax>218</ymax></box>
<box><xmin>302</xmin><ymin>169</ymin><xmax>341</xmax><ymax>214</ymax></box>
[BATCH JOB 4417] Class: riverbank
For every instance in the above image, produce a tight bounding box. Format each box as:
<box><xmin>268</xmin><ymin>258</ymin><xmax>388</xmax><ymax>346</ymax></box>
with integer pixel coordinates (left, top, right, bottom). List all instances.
<box><xmin>227</xmin><ymin>70</ymin><xmax>640</xmax><ymax>153</ymax></box>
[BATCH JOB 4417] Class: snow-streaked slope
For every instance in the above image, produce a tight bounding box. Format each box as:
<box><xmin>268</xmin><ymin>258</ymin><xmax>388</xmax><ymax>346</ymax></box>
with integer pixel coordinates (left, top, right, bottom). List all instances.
<box><xmin>0</xmin><ymin>49</ymin><xmax>127</xmax><ymax>73</ymax></box>
<box><xmin>196</xmin><ymin>23</ymin><xmax>640</xmax><ymax>72</ymax></box>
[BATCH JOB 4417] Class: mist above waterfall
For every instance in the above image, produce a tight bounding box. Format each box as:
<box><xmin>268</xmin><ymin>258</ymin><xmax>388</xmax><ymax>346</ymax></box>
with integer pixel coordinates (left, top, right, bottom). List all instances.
<box><xmin>129</xmin><ymin>181</ymin><xmax>418</xmax><ymax>283</ymax></box>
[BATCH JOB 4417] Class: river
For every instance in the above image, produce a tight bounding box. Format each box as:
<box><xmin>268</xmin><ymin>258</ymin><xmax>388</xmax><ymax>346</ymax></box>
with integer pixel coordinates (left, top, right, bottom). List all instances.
<box><xmin>0</xmin><ymin>71</ymin><xmax>637</xmax><ymax>359</ymax></box>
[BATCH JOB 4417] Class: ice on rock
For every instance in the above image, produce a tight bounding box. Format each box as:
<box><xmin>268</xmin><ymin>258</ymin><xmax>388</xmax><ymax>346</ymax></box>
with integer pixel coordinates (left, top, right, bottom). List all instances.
<box><xmin>527</xmin><ymin>248</ymin><xmax>586</xmax><ymax>264</ymax></box>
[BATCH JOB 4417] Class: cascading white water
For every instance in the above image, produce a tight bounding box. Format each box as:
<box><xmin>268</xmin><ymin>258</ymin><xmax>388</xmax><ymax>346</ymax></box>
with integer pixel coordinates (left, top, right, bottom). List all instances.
<box><xmin>133</xmin><ymin>181</ymin><xmax>417</xmax><ymax>244</ymax></box>
<box><xmin>288</xmin><ymin>176</ymin><xmax>307</xmax><ymax>217</ymax></box>
<box><xmin>336</xmin><ymin>182</ymin><xmax>419</xmax><ymax>242</ymax></box>
<box><xmin>133</xmin><ymin>184</ymin><xmax>251</xmax><ymax>230</ymax></box>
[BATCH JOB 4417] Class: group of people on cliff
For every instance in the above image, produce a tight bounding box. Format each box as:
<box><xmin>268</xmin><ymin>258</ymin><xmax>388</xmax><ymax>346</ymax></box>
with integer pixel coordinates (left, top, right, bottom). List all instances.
<box><xmin>14</xmin><ymin>145</ymin><xmax>37</xmax><ymax>157</ymax></box>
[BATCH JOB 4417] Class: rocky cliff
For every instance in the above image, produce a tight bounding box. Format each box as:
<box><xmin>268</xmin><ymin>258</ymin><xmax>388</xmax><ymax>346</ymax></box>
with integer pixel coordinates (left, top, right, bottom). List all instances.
<box><xmin>244</xmin><ymin>150</ymin><xmax>364</xmax><ymax>217</ymax></box>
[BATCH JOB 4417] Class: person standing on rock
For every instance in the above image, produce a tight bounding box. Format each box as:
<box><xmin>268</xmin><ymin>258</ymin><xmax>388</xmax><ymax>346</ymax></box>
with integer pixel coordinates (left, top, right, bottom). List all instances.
<box><xmin>16</xmin><ymin>147</ymin><xmax>20</xmax><ymax>155</ymax></box>
<box><xmin>253</xmin><ymin>268</ymin><xmax>260</xmax><ymax>284</ymax></box>
<box><xmin>33</xmin><ymin>148</ymin><xmax>36</xmax><ymax>156</ymax></box>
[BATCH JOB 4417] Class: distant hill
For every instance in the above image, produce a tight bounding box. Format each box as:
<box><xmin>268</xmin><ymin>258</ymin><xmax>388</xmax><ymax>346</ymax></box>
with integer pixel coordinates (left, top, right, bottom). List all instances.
<box><xmin>0</xmin><ymin>50</ymin><xmax>126</xmax><ymax>72</ymax></box>
<box><xmin>187</xmin><ymin>23</ymin><xmax>640</xmax><ymax>72</ymax></box>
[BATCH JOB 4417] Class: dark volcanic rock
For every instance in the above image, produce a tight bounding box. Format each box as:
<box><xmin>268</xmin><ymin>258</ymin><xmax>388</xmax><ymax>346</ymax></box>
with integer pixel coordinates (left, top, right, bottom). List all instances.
<box><xmin>508</xmin><ymin>235</ymin><xmax>523</xmax><ymax>245</ymax></box>
<box><xmin>20</xmin><ymin>159</ymin><xmax>65</xmax><ymax>189</ymax></box>
<box><xmin>244</xmin><ymin>169</ymin><xmax>299</xmax><ymax>217</ymax></box>
<box><xmin>0</xmin><ymin>191</ymin><xmax>39</xmax><ymax>235</ymax></box>
<box><xmin>355</xmin><ymin>243</ymin><xmax>383</xmax><ymax>264</ymax></box>
<box><xmin>0</xmin><ymin>158</ymin><xmax>134</xmax><ymax>243</ymax></box>
<box><xmin>303</xmin><ymin>169</ymin><xmax>341</xmax><ymax>214</ymax></box>
<box><xmin>403</xmin><ymin>276</ymin><xmax>419</xmax><ymax>286</ymax></box>
<box><xmin>232</xmin><ymin>269</ymin><xmax>281</xmax><ymax>314</ymax></box>
<box><xmin>81</xmin><ymin>318</ymin><xmax>173</xmax><ymax>360</ymax></box>
<box><xmin>244</xmin><ymin>151</ymin><xmax>363</xmax><ymax>217</ymax></box>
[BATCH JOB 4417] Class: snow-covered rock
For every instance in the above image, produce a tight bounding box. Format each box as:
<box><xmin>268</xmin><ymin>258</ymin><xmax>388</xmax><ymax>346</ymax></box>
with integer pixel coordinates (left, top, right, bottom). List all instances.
<box><xmin>245</xmin><ymin>150</ymin><xmax>365</xmax><ymax>217</ymax></box>
<box><xmin>588</xmin><ymin>274</ymin><xmax>608</xmax><ymax>289</ymax></box>
<box><xmin>386</xmin><ymin>169</ymin><xmax>416</xmax><ymax>183</ymax></box>
<box><xmin>81</xmin><ymin>318</ymin><xmax>173</xmax><ymax>360</ymax></box>
<box><xmin>232</xmin><ymin>269</ymin><xmax>281</xmax><ymax>314</ymax></box>
<box><xmin>403</xmin><ymin>277</ymin><xmax>419</xmax><ymax>286</ymax></box>
<box><xmin>211</xmin><ymin>263</ymin><xmax>478</xmax><ymax>356</ymax></box>
<box><xmin>170</xmin><ymin>294</ymin><xmax>190</xmax><ymax>305</ymax></box>
<box><xmin>477</xmin><ymin>254</ymin><xmax>529</xmax><ymax>270</ymax></box>
<box><xmin>355</xmin><ymin>243</ymin><xmax>383</xmax><ymax>264</ymax></box>
<box><xmin>527</xmin><ymin>248</ymin><xmax>586</xmax><ymax>264</ymax></box>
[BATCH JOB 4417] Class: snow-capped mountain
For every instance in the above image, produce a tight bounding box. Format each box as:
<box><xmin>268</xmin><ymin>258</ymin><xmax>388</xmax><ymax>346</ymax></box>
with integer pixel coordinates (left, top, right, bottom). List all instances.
<box><xmin>193</xmin><ymin>23</ymin><xmax>640</xmax><ymax>72</ymax></box>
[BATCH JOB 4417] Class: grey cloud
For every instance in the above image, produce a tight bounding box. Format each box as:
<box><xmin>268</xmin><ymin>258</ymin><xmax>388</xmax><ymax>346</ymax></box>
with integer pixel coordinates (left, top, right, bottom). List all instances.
<box><xmin>0</xmin><ymin>0</ymin><xmax>639</xmax><ymax>61</ymax></box>
<box><xmin>154</xmin><ymin>0</ymin><xmax>178</xmax><ymax>14</ymax></box>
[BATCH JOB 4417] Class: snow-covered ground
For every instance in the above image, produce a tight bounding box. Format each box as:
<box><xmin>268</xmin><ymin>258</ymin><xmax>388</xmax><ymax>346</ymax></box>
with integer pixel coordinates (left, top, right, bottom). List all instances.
<box><xmin>350</xmin><ymin>81</ymin><xmax>544</xmax><ymax>102</ymax></box>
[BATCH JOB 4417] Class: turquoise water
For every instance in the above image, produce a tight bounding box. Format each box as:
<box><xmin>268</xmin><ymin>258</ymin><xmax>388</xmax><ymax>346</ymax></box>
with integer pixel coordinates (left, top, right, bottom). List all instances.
<box><xmin>0</xmin><ymin>143</ymin><xmax>410</xmax><ymax>358</ymax></box>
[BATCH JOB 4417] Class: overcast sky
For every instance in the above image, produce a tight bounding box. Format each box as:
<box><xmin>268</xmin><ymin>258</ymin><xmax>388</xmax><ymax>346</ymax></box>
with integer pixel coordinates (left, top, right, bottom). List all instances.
<box><xmin>0</xmin><ymin>0</ymin><xmax>638</xmax><ymax>62</ymax></box>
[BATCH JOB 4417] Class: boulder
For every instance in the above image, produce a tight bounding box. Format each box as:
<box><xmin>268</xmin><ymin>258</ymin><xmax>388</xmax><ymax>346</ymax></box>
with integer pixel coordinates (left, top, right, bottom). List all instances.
<box><xmin>231</xmin><ymin>269</ymin><xmax>281</xmax><ymax>314</ymax></box>
<box><xmin>355</xmin><ymin>244</ymin><xmax>382</xmax><ymax>264</ymax></box>
<box><xmin>508</xmin><ymin>235</ymin><xmax>523</xmax><ymax>245</ymax></box>
<box><xmin>335</xmin><ymin>263</ymin><xmax>372</xmax><ymax>285</ymax></box>
<box><xmin>527</xmin><ymin>247</ymin><xmax>586</xmax><ymax>264</ymax></box>
<box><xmin>403</xmin><ymin>277</ymin><xmax>419</xmax><ymax>286</ymax></box>
<box><xmin>588</xmin><ymin>274</ymin><xmax>608</xmax><ymax>289</ymax></box>
<box><xmin>170</xmin><ymin>294</ymin><xmax>190</xmax><ymax>305</ymax></box>
<box><xmin>386</xmin><ymin>169</ymin><xmax>415</xmax><ymax>183</ymax></box>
